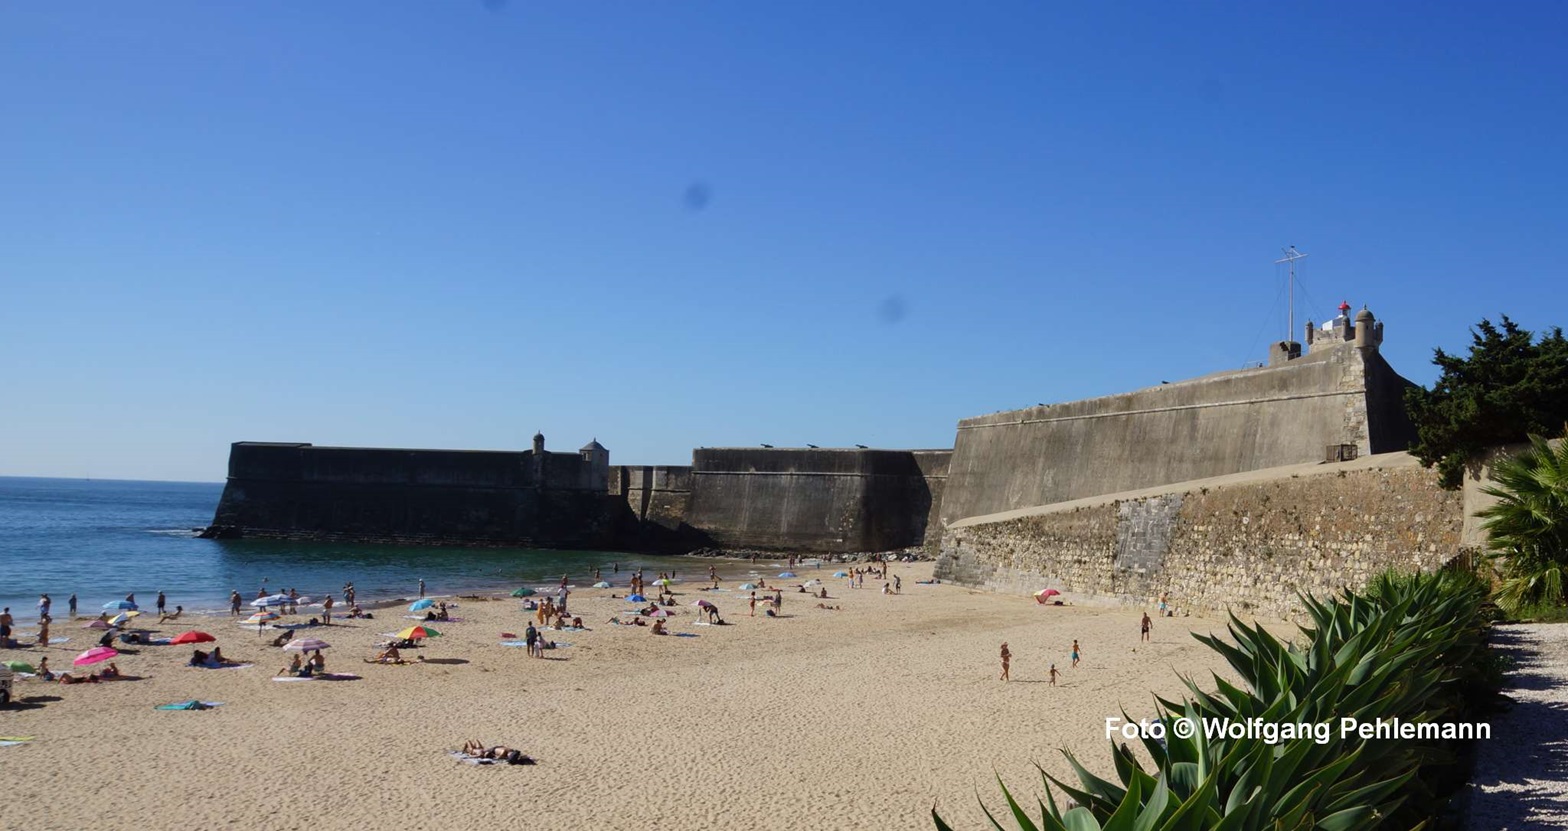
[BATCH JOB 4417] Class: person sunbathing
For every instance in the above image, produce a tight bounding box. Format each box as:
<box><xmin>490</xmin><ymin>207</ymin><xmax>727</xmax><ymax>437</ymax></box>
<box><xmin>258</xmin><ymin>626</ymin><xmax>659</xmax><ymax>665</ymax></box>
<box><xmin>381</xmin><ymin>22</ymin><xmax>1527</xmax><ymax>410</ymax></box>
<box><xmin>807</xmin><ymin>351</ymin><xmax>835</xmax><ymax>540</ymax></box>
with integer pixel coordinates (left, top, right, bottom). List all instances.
<box><xmin>99</xmin><ymin>662</ymin><xmax>122</xmax><ymax>679</ymax></box>
<box><xmin>278</xmin><ymin>654</ymin><xmax>304</xmax><ymax>676</ymax></box>
<box><xmin>816</xmin><ymin>603</ymin><xmax>841</xmax><ymax>610</ymax></box>
<box><xmin>189</xmin><ymin>649</ymin><xmax>210</xmax><ymax>667</ymax></box>
<box><xmin>366</xmin><ymin>645</ymin><xmax>405</xmax><ymax>664</ymax></box>
<box><xmin>58</xmin><ymin>672</ymin><xmax>99</xmax><ymax>684</ymax></box>
<box><xmin>460</xmin><ymin>740</ymin><xmax>534</xmax><ymax>765</ymax></box>
<box><xmin>650</xmin><ymin>619</ymin><xmax>667</xmax><ymax>635</ymax></box>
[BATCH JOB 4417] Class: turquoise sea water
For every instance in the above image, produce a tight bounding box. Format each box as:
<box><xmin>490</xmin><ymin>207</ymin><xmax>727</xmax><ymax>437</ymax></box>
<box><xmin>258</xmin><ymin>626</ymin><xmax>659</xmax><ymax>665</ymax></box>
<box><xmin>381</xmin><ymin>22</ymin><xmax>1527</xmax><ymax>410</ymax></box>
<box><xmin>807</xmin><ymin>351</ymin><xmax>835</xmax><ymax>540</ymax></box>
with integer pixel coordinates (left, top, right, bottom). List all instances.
<box><xmin>0</xmin><ymin>476</ymin><xmax>774</xmax><ymax>624</ymax></box>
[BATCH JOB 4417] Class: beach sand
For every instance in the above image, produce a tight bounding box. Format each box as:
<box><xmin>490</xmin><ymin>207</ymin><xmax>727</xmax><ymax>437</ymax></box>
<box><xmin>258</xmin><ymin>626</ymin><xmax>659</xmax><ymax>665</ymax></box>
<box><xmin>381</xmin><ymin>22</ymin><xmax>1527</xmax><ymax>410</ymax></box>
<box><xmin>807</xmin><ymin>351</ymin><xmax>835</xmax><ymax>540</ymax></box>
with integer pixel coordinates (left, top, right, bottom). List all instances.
<box><xmin>0</xmin><ymin>563</ymin><xmax>1248</xmax><ymax>830</ymax></box>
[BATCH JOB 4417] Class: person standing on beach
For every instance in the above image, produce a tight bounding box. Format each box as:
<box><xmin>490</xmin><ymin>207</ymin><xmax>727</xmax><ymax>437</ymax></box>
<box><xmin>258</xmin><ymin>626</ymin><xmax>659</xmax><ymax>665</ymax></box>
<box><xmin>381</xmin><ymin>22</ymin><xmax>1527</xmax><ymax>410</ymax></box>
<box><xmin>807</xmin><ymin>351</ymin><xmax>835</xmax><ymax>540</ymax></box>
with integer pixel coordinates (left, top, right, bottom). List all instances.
<box><xmin>418</xmin><ymin>579</ymin><xmax>425</xmax><ymax>599</ymax></box>
<box><xmin>38</xmin><ymin>594</ymin><xmax>51</xmax><ymax>621</ymax></box>
<box><xmin>999</xmin><ymin>642</ymin><xmax>1011</xmax><ymax>681</ymax></box>
<box><xmin>1049</xmin><ymin>663</ymin><xmax>1060</xmax><ymax>686</ymax></box>
<box><xmin>749</xmin><ymin>593</ymin><xmax>757</xmax><ymax>617</ymax></box>
<box><xmin>0</xmin><ymin>608</ymin><xmax>12</xmax><ymax>646</ymax></box>
<box><xmin>1071</xmin><ymin>640</ymin><xmax>1082</xmax><ymax>668</ymax></box>
<box><xmin>524</xmin><ymin>623</ymin><xmax>539</xmax><ymax>658</ymax></box>
<box><xmin>156</xmin><ymin>592</ymin><xmax>167</xmax><ymax>616</ymax></box>
<box><xmin>1140</xmin><ymin>612</ymin><xmax>1152</xmax><ymax>643</ymax></box>
<box><xmin>37</xmin><ymin>616</ymin><xmax>50</xmax><ymax>647</ymax></box>
<box><xmin>68</xmin><ymin>594</ymin><xmax>77</xmax><ymax>619</ymax></box>
<box><xmin>229</xmin><ymin>591</ymin><xmax>241</xmax><ymax>616</ymax></box>
<box><xmin>322</xmin><ymin>594</ymin><xmax>334</xmax><ymax>624</ymax></box>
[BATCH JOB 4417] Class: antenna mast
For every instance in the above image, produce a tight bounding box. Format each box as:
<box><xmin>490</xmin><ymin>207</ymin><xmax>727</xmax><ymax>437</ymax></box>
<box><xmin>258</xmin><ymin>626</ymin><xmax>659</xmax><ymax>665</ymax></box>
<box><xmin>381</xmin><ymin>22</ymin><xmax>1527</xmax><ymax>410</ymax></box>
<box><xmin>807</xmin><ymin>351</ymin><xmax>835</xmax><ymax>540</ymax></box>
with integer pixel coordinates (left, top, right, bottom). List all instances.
<box><xmin>1274</xmin><ymin>246</ymin><xmax>1308</xmax><ymax>344</ymax></box>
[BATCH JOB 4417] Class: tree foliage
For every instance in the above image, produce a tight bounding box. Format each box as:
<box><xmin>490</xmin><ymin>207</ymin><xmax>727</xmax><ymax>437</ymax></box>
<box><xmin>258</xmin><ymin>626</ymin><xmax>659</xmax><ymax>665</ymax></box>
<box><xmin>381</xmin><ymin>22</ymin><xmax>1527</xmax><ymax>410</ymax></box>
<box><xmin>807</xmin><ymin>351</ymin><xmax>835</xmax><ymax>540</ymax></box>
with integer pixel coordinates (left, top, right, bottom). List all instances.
<box><xmin>1478</xmin><ymin>430</ymin><xmax>1568</xmax><ymax>614</ymax></box>
<box><xmin>1405</xmin><ymin>316</ymin><xmax>1568</xmax><ymax>489</ymax></box>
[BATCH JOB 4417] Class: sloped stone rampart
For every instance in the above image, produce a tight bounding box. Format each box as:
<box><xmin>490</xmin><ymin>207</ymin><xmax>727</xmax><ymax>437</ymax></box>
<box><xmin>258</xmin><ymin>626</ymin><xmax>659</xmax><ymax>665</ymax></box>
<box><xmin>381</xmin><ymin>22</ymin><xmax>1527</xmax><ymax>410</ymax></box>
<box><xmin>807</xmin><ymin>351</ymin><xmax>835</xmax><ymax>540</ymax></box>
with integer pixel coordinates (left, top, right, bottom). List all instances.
<box><xmin>936</xmin><ymin>456</ymin><xmax>1465</xmax><ymax>619</ymax></box>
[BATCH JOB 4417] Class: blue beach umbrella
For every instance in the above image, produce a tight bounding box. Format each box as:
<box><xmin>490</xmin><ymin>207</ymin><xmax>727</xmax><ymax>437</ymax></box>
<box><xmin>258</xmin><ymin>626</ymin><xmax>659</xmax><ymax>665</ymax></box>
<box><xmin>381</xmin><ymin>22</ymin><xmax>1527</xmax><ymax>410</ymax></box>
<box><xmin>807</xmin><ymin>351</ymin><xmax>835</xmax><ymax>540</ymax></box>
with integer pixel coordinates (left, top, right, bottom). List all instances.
<box><xmin>626</xmin><ymin>594</ymin><xmax>647</xmax><ymax>603</ymax></box>
<box><xmin>410</xmin><ymin>598</ymin><xmax>435</xmax><ymax>612</ymax></box>
<box><xmin>738</xmin><ymin>583</ymin><xmax>758</xmax><ymax>591</ymax></box>
<box><xmin>103</xmin><ymin>600</ymin><xmax>137</xmax><ymax>611</ymax></box>
<box><xmin>592</xmin><ymin>582</ymin><xmax>612</xmax><ymax>589</ymax></box>
<box><xmin>833</xmin><ymin>572</ymin><xmax>849</xmax><ymax>578</ymax></box>
<box><xmin>778</xmin><ymin>572</ymin><xmax>796</xmax><ymax>579</ymax></box>
<box><xmin>252</xmin><ymin>594</ymin><xmax>291</xmax><ymax>608</ymax></box>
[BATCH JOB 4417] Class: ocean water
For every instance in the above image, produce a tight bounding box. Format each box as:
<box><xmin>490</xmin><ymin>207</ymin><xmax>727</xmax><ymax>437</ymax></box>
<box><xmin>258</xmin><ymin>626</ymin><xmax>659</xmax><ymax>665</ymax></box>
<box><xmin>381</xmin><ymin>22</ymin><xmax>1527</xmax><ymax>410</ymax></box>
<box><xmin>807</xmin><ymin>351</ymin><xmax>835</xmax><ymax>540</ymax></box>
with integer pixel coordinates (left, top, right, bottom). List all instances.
<box><xmin>0</xmin><ymin>476</ymin><xmax>779</xmax><ymax>625</ymax></box>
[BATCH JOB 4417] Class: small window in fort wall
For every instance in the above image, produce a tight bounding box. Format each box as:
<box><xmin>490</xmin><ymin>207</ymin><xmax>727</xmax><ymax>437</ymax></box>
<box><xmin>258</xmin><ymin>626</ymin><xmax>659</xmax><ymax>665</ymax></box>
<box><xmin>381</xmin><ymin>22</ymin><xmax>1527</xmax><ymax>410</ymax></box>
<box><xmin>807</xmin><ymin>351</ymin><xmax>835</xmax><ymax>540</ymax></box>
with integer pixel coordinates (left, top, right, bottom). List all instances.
<box><xmin>1325</xmin><ymin>444</ymin><xmax>1358</xmax><ymax>463</ymax></box>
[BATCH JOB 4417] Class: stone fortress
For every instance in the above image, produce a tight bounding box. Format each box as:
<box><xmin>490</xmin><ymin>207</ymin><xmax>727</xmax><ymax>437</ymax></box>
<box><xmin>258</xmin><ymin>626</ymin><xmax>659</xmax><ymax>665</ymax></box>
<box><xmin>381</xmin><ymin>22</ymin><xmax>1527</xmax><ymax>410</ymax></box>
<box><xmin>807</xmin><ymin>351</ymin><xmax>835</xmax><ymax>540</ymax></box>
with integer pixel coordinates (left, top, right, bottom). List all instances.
<box><xmin>209</xmin><ymin>304</ymin><xmax>1483</xmax><ymax>616</ymax></box>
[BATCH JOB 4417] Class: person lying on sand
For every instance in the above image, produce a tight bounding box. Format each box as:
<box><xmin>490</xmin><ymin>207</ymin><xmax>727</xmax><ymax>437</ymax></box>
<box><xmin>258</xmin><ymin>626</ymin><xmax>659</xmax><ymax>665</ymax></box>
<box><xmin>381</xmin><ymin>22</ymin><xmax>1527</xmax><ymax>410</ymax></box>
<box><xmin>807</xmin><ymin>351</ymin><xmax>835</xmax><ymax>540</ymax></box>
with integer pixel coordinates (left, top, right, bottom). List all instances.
<box><xmin>460</xmin><ymin>740</ymin><xmax>534</xmax><ymax>765</ymax></box>
<box><xmin>815</xmin><ymin>603</ymin><xmax>840</xmax><ymax>610</ymax></box>
<box><xmin>58</xmin><ymin>672</ymin><xmax>100</xmax><ymax>684</ymax></box>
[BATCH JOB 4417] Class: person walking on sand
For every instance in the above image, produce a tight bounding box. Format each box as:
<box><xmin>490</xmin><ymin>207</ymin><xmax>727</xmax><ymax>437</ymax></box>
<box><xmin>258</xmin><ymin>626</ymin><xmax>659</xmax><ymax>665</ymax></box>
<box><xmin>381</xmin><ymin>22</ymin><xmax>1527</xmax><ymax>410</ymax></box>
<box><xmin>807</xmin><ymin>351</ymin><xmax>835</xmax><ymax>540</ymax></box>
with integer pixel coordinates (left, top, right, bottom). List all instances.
<box><xmin>999</xmin><ymin>642</ymin><xmax>1011</xmax><ymax>681</ymax></box>
<box><xmin>1049</xmin><ymin>663</ymin><xmax>1060</xmax><ymax>686</ymax></box>
<box><xmin>1071</xmin><ymin>639</ymin><xmax>1082</xmax><ymax>668</ymax></box>
<box><xmin>1140</xmin><ymin>612</ymin><xmax>1152</xmax><ymax>643</ymax></box>
<box><xmin>156</xmin><ymin>592</ymin><xmax>166</xmax><ymax>616</ymax></box>
<box><xmin>418</xmin><ymin>578</ymin><xmax>425</xmax><ymax>599</ymax></box>
<box><xmin>749</xmin><ymin>592</ymin><xmax>757</xmax><ymax>617</ymax></box>
<box><xmin>229</xmin><ymin>590</ymin><xmax>241</xmax><ymax>616</ymax></box>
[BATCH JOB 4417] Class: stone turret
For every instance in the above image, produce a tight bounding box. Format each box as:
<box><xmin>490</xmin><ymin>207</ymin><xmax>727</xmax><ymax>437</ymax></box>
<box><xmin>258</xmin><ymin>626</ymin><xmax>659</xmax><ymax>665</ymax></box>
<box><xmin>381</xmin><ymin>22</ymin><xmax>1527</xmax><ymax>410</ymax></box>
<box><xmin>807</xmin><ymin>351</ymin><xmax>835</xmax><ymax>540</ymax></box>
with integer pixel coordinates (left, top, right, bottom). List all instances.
<box><xmin>580</xmin><ymin>439</ymin><xmax>609</xmax><ymax>491</ymax></box>
<box><xmin>1354</xmin><ymin>306</ymin><xmax>1383</xmax><ymax>350</ymax></box>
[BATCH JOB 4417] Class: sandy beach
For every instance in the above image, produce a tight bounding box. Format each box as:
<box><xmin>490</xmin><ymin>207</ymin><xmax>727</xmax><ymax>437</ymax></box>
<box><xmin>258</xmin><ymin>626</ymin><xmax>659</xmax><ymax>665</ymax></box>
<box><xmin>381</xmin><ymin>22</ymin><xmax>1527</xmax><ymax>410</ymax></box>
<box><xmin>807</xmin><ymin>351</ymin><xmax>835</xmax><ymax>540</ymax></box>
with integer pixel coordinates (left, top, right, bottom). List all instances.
<box><xmin>1</xmin><ymin>562</ymin><xmax>1248</xmax><ymax>830</ymax></box>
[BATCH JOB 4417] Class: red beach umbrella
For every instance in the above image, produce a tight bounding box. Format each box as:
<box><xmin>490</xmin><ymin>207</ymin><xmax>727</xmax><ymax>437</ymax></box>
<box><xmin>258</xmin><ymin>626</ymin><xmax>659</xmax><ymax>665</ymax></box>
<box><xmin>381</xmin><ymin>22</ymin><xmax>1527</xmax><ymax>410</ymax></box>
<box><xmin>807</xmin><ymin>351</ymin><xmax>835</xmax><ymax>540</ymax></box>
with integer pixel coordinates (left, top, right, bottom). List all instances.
<box><xmin>171</xmin><ymin>631</ymin><xmax>217</xmax><ymax>645</ymax></box>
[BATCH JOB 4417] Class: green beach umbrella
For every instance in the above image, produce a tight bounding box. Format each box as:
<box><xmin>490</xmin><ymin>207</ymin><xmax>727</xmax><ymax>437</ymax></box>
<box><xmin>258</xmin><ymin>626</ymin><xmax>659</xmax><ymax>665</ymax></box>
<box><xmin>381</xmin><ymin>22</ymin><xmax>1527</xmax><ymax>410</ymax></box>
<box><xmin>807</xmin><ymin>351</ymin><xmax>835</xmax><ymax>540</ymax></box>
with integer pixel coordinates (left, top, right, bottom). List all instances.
<box><xmin>510</xmin><ymin>588</ymin><xmax>536</xmax><ymax>597</ymax></box>
<box><xmin>3</xmin><ymin>661</ymin><xmax>36</xmax><ymax>673</ymax></box>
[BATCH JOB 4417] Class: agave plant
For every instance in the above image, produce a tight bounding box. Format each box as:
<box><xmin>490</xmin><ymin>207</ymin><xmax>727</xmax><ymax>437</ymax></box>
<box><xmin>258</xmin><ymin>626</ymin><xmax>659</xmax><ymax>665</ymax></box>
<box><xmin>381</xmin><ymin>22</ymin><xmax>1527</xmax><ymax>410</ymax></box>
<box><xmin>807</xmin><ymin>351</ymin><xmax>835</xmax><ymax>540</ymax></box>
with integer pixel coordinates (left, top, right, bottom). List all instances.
<box><xmin>936</xmin><ymin>570</ymin><xmax>1496</xmax><ymax>830</ymax></box>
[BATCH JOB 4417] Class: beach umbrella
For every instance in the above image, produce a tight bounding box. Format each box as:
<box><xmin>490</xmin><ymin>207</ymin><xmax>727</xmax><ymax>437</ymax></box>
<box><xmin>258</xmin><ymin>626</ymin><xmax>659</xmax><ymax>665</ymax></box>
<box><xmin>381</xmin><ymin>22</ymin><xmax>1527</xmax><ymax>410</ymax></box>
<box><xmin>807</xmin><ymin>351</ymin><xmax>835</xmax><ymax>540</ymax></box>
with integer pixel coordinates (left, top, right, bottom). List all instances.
<box><xmin>510</xmin><ymin>588</ymin><xmax>536</xmax><ymax>597</ymax></box>
<box><xmin>82</xmin><ymin>620</ymin><xmax>111</xmax><ymax>630</ymax></box>
<box><xmin>650</xmin><ymin>578</ymin><xmax>672</xmax><ymax>587</ymax></box>
<box><xmin>778</xmin><ymin>572</ymin><xmax>796</xmax><ymax>578</ymax></box>
<box><xmin>392</xmin><ymin>625</ymin><xmax>441</xmax><ymax>640</ymax></box>
<box><xmin>592</xmin><ymin>581</ymin><xmax>611</xmax><ymax>589</ymax></box>
<box><xmin>738</xmin><ymin>583</ymin><xmax>757</xmax><ymax>591</ymax></box>
<box><xmin>283</xmin><ymin>638</ymin><xmax>331</xmax><ymax>652</ymax></box>
<box><xmin>157</xmin><ymin>700</ymin><xmax>216</xmax><ymax>711</ymax></box>
<box><xmin>244</xmin><ymin>611</ymin><xmax>279</xmax><ymax>625</ymax></box>
<box><xmin>109</xmin><ymin>611</ymin><xmax>140</xmax><ymax>626</ymax></box>
<box><xmin>1033</xmin><ymin>589</ymin><xmax>1061</xmax><ymax>604</ymax></box>
<box><xmin>73</xmin><ymin>646</ymin><xmax>118</xmax><ymax>667</ymax></box>
<box><xmin>2</xmin><ymin>661</ymin><xmax>35</xmax><ymax>673</ymax></box>
<box><xmin>252</xmin><ymin>594</ymin><xmax>290</xmax><ymax>608</ymax></box>
<box><xmin>803</xmin><ymin>579</ymin><xmax>822</xmax><ymax>587</ymax></box>
<box><xmin>625</xmin><ymin>594</ymin><xmax>647</xmax><ymax>603</ymax></box>
<box><xmin>410</xmin><ymin>598</ymin><xmax>435</xmax><ymax>612</ymax></box>
<box><xmin>103</xmin><ymin>600</ymin><xmax>137</xmax><ymax>611</ymax></box>
<box><xmin>170</xmin><ymin>631</ymin><xmax>216</xmax><ymax>645</ymax></box>
<box><xmin>833</xmin><ymin>571</ymin><xmax>849</xmax><ymax>578</ymax></box>
<box><xmin>647</xmin><ymin>609</ymin><xmax>670</xmax><ymax>619</ymax></box>
<box><xmin>691</xmin><ymin>599</ymin><xmax>714</xmax><ymax>608</ymax></box>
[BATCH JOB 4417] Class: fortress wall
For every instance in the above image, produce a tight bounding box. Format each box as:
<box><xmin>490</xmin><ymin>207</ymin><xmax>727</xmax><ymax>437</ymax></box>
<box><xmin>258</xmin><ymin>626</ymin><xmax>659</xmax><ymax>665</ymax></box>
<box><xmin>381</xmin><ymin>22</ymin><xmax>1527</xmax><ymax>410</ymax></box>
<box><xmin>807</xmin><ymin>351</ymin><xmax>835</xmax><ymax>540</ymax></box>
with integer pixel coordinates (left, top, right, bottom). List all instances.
<box><xmin>935</xmin><ymin>453</ymin><xmax>1465</xmax><ymax>619</ymax></box>
<box><xmin>940</xmin><ymin>344</ymin><xmax>1399</xmax><ymax>525</ymax></box>
<box><xmin>685</xmin><ymin>449</ymin><xmax>946</xmax><ymax>553</ymax></box>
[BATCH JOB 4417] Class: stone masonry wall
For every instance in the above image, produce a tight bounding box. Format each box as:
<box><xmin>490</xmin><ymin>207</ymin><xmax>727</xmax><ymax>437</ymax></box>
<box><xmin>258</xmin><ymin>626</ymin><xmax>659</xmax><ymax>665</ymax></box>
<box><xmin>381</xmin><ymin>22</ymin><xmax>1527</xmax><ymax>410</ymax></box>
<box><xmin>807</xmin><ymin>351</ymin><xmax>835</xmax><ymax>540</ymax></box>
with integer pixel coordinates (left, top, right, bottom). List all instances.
<box><xmin>936</xmin><ymin>454</ymin><xmax>1466</xmax><ymax>620</ymax></box>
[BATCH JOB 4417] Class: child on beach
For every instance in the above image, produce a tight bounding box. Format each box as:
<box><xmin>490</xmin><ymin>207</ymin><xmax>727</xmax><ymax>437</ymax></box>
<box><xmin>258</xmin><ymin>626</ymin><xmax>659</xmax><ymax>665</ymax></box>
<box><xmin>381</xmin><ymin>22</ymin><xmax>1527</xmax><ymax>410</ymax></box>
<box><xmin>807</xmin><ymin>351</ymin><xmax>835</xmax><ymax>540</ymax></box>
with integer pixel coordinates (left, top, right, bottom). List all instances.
<box><xmin>1071</xmin><ymin>640</ymin><xmax>1082</xmax><ymax>668</ymax></box>
<box><xmin>999</xmin><ymin>642</ymin><xmax>1011</xmax><ymax>681</ymax></box>
<box><xmin>1049</xmin><ymin>663</ymin><xmax>1059</xmax><ymax>686</ymax></box>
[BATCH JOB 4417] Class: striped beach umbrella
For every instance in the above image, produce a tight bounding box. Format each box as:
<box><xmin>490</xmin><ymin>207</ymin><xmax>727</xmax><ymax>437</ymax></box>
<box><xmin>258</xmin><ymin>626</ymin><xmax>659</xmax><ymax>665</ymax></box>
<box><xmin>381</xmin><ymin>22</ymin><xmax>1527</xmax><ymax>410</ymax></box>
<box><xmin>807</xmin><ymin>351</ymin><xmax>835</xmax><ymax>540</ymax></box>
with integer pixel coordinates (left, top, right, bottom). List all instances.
<box><xmin>283</xmin><ymin>638</ymin><xmax>331</xmax><ymax>652</ymax></box>
<box><xmin>392</xmin><ymin>625</ymin><xmax>441</xmax><ymax>640</ymax></box>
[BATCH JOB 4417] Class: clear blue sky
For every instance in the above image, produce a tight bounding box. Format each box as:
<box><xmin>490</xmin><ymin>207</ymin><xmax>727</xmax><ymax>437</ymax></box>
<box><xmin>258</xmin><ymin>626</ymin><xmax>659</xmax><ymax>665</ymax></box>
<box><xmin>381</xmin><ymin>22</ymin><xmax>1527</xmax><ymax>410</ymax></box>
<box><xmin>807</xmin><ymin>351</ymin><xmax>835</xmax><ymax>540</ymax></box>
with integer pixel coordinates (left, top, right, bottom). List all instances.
<box><xmin>3</xmin><ymin>2</ymin><xmax>1565</xmax><ymax>482</ymax></box>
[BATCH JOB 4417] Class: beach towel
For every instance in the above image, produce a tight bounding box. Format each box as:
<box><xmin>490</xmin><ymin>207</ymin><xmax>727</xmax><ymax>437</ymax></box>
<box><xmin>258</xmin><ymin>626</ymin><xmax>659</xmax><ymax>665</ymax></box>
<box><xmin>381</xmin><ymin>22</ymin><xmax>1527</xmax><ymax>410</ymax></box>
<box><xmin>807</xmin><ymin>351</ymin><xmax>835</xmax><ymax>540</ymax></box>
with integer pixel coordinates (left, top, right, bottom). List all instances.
<box><xmin>272</xmin><ymin>673</ymin><xmax>360</xmax><ymax>682</ymax></box>
<box><xmin>0</xmin><ymin>737</ymin><xmax>34</xmax><ymax>747</ymax></box>
<box><xmin>156</xmin><ymin>700</ymin><xmax>223</xmax><ymax>710</ymax></box>
<box><xmin>500</xmin><ymin>641</ymin><xmax>571</xmax><ymax>648</ymax></box>
<box><xmin>149</xmin><ymin>638</ymin><xmax>173</xmax><ymax>645</ymax></box>
<box><xmin>48</xmin><ymin>637</ymin><xmax>70</xmax><ymax>644</ymax></box>
<box><xmin>674</xmin><ymin>632</ymin><xmax>699</xmax><ymax>638</ymax></box>
<box><xmin>449</xmin><ymin>750</ymin><xmax>535</xmax><ymax>766</ymax></box>
<box><xmin>198</xmin><ymin>663</ymin><xmax>254</xmax><ymax>670</ymax></box>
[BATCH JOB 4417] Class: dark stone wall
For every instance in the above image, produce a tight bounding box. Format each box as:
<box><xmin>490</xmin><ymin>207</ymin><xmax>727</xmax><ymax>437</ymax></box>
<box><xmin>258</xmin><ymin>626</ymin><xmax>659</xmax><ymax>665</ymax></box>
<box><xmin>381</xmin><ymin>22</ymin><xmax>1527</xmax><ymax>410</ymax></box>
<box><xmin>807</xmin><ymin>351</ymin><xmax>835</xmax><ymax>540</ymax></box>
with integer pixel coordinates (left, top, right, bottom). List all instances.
<box><xmin>212</xmin><ymin>442</ymin><xmax>615</xmax><ymax>548</ymax></box>
<box><xmin>608</xmin><ymin>465</ymin><xmax>697</xmax><ymax>552</ymax></box>
<box><xmin>684</xmin><ymin>448</ymin><xmax>951</xmax><ymax>553</ymax></box>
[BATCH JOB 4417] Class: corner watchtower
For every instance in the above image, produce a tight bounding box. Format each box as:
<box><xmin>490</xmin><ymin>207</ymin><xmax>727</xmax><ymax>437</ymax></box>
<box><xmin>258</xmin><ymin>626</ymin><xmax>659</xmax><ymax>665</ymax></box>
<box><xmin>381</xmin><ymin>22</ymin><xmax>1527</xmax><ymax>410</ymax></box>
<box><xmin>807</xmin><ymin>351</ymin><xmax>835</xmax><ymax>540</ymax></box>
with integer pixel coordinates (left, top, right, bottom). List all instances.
<box><xmin>580</xmin><ymin>439</ymin><xmax>609</xmax><ymax>491</ymax></box>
